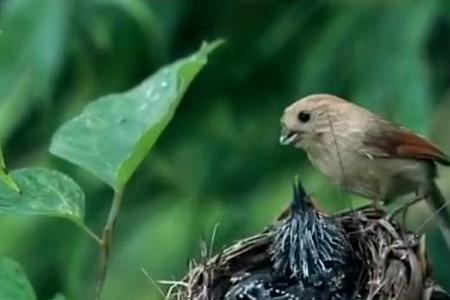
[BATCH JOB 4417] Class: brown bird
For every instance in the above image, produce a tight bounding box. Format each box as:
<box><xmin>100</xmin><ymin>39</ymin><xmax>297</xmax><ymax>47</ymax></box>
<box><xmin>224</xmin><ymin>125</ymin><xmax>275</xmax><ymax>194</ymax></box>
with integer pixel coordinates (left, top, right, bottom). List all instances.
<box><xmin>279</xmin><ymin>94</ymin><xmax>450</xmax><ymax>247</ymax></box>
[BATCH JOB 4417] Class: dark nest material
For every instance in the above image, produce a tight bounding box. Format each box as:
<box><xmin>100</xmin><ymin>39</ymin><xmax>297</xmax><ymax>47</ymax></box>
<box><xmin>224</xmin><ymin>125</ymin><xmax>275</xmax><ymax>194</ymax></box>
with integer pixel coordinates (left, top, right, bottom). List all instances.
<box><xmin>169</xmin><ymin>180</ymin><xmax>449</xmax><ymax>300</ymax></box>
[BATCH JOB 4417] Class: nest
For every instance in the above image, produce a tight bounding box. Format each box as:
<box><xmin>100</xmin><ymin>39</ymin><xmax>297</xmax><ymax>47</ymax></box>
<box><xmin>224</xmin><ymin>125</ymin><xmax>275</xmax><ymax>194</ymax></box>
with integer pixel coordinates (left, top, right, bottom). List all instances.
<box><xmin>169</xmin><ymin>181</ymin><xmax>449</xmax><ymax>300</ymax></box>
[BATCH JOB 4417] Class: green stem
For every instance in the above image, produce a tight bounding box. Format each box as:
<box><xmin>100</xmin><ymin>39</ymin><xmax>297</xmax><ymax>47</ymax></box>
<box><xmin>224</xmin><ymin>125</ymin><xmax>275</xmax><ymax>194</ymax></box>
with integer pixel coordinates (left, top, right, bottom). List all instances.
<box><xmin>79</xmin><ymin>223</ymin><xmax>102</xmax><ymax>246</ymax></box>
<box><xmin>94</xmin><ymin>187</ymin><xmax>124</xmax><ymax>300</ymax></box>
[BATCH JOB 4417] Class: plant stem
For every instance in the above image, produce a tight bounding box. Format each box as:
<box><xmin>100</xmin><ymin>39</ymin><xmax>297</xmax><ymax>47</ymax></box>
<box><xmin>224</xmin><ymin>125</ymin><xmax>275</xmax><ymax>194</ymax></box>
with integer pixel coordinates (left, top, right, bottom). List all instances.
<box><xmin>79</xmin><ymin>223</ymin><xmax>102</xmax><ymax>246</ymax></box>
<box><xmin>94</xmin><ymin>187</ymin><xmax>124</xmax><ymax>300</ymax></box>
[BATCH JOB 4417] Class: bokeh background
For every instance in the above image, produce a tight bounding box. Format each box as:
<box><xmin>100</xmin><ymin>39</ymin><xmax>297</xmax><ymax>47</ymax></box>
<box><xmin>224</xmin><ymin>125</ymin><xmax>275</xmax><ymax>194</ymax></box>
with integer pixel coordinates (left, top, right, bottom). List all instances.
<box><xmin>1</xmin><ymin>0</ymin><xmax>450</xmax><ymax>299</ymax></box>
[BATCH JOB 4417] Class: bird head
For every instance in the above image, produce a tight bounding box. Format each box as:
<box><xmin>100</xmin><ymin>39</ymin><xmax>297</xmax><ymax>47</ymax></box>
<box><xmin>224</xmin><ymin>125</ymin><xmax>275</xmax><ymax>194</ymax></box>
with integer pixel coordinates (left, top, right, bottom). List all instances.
<box><xmin>279</xmin><ymin>94</ymin><xmax>350</xmax><ymax>149</ymax></box>
<box><xmin>270</xmin><ymin>178</ymin><xmax>349</xmax><ymax>282</ymax></box>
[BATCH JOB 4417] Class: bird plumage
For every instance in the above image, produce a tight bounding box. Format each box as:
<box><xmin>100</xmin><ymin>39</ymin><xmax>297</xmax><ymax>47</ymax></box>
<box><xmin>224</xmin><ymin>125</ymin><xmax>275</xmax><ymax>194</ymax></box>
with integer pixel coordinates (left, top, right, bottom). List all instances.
<box><xmin>225</xmin><ymin>179</ymin><xmax>356</xmax><ymax>300</ymax></box>
<box><xmin>280</xmin><ymin>93</ymin><xmax>450</xmax><ymax>248</ymax></box>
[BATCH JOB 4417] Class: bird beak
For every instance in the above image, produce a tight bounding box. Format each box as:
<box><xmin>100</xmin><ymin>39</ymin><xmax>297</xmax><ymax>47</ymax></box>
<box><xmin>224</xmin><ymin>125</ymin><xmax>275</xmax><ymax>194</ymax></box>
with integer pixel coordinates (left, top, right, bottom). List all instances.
<box><xmin>279</xmin><ymin>127</ymin><xmax>300</xmax><ymax>146</ymax></box>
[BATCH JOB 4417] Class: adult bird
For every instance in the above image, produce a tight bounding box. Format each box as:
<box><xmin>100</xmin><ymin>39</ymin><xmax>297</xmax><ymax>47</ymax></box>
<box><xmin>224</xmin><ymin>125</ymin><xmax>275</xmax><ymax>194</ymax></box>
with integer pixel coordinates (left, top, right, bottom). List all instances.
<box><xmin>279</xmin><ymin>94</ymin><xmax>450</xmax><ymax>247</ymax></box>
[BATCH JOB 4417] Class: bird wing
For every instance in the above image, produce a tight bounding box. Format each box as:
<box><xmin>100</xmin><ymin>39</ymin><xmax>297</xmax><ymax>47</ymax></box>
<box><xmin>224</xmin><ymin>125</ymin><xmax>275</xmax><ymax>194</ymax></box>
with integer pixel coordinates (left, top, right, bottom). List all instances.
<box><xmin>361</xmin><ymin>125</ymin><xmax>450</xmax><ymax>166</ymax></box>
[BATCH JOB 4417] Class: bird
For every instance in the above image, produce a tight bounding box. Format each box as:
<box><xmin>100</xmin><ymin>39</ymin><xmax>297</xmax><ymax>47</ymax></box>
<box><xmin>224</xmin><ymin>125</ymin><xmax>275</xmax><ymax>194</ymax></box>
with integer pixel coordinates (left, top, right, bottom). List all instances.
<box><xmin>225</xmin><ymin>179</ymin><xmax>356</xmax><ymax>300</ymax></box>
<box><xmin>279</xmin><ymin>93</ymin><xmax>450</xmax><ymax>247</ymax></box>
<box><xmin>269</xmin><ymin>179</ymin><xmax>350</xmax><ymax>287</ymax></box>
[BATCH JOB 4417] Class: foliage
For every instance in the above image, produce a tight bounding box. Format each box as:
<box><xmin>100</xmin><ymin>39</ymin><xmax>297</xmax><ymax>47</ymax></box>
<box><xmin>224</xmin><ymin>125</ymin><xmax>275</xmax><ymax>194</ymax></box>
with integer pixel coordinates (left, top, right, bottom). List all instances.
<box><xmin>0</xmin><ymin>258</ymin><xmax>36</xmax><ymax>300</ymax></box>
<box><xmin>0</xmin><ymin>168</ymin><xmax>84</xmax><ymax>222</ymax></box>
<box><xmin>0</xmin><ymin>258</ymin><xmax>65</xmax><ymax>300</ymax></box>
<box><xmin>1</xmin><ymin>0</ymin><xmax>450</xmax><ymax>300</ymax></box>
<box><xmin>50</xmin><ymin>41</ymin><xmax>222</xmax><ymax>189</ymax></box>
<box><xmin>0</xmin><ymin>27</ymin><xmax>220</xmax><ymax>299</ymax></box>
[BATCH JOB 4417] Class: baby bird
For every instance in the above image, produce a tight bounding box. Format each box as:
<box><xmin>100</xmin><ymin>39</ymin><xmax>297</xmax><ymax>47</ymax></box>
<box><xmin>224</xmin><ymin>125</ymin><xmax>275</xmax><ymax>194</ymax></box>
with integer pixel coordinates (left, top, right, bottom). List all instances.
<box><xmin>225</xmin><ymin>179</ymin><xmax>355</xmax><ymax>300</ymax></box>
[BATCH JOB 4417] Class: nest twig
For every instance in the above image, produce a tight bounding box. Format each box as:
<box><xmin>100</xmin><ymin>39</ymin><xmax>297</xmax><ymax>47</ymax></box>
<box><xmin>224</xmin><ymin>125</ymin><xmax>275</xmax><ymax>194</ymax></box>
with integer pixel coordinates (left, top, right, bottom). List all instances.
<box><xmin>169</xmin><ymin>184</ymin><xmax>449</xmax><ymax>300</ymax></box>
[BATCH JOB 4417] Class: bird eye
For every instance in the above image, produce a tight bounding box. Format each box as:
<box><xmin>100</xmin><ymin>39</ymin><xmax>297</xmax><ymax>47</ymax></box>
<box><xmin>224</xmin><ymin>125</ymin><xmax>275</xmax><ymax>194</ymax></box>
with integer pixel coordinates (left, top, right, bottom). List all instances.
<box><xmin>297</xmin><ymin>111</ymin><xmax>310</xmax><ymax>123</ymax></box>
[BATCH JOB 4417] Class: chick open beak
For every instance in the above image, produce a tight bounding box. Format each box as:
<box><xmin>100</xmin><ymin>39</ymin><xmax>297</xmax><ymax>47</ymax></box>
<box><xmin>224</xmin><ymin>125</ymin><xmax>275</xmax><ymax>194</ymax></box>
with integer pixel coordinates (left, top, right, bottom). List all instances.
<box><xmin>279</xmin><ymin>127</ymin><xmax>300</xmax><ymax>145</ymax></box>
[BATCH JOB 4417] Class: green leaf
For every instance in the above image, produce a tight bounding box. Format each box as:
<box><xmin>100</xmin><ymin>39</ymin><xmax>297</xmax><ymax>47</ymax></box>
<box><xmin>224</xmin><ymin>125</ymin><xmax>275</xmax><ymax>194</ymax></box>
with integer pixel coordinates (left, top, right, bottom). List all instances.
<box><xmin>0</xmin><ymin>258</ymin><xmax>36</xmax><ymax>300</ymax></box>
<box><xmin>0</xmin><ymin>148</ymin><xmax>20</xmax><ymax>193</ymax></box>
<box><xmin>0</xmin><ymin>0</ymin><xmax>70</xmax><ymax>142</ymax></box>
<box><xmin>0</xmin><ymin>168</ymin><xmax>84</xmax><ymax>223</ymax></box>
<box><xmin>50</xmin><ymin>40</ymin><xmax>223</xmax><ymax>189</ymax></box>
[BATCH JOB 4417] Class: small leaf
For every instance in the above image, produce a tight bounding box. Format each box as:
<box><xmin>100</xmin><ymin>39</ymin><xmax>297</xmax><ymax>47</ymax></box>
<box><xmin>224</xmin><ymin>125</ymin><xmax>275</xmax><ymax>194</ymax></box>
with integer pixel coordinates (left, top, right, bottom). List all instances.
<box><xmin>50</xmin><ymin>40</ymin><xmax>223</xmax><ymax>188</ymax></box>
<box><xmin>0</xmin><ymin>258</ymin><xmax>36</xmax><ymax>300</ymax></box>
<box><xmin>0</xmin><ymin>148</ymin><xmax>20</xmax><ymax>193</ymax></box>
<box><xmin>0</xmin><ymin>168</ymin><xmax>84</xmax><ymax>223</ymax></box>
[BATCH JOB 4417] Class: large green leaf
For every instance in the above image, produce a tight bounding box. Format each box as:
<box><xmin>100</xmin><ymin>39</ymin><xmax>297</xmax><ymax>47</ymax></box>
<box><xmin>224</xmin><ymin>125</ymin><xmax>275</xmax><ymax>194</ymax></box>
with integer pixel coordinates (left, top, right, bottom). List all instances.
<box><xmin>0</xmin><ymin>258</ymin><xmax>36</xmax><ymax>300</ymax></box>
<box><xmin>0</xmin><ymin>0</ymin><xmax>70</xmax><ymax>142</ymax></box>
<box><xmin>0</xmin><ymin>168</ymin><xmax>84</xmax><ymax>224</ymax></box>
<box><xmin>50</xmin><ymin>40</ymin><xmax>222</xmax><ymax>189</ymax></box>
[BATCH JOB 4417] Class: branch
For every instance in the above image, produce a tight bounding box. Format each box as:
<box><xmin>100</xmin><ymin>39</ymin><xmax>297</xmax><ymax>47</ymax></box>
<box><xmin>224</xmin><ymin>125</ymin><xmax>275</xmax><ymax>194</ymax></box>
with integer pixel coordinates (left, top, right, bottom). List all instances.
<box><xmin>94</xmin><ymin>187</ymin><xmax>124</xmax><ymax>300</ymax></box>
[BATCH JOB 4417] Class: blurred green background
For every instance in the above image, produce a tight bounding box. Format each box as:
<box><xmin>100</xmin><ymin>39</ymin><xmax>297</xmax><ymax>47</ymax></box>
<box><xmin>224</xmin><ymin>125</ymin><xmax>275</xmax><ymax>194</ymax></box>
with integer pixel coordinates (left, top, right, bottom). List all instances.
<box><xmin>1</xmin><ymin>0</ymin><xmax>450</xmax><ymax>299</ymax></box>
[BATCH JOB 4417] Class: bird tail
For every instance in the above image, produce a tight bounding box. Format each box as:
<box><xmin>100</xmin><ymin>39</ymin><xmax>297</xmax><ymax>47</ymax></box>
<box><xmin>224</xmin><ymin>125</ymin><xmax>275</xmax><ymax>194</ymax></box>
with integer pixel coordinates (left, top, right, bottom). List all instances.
<box><xmin>427</xmin><ymin>182</ymin><xmax>450</xmax><ymax>250</ymax></box>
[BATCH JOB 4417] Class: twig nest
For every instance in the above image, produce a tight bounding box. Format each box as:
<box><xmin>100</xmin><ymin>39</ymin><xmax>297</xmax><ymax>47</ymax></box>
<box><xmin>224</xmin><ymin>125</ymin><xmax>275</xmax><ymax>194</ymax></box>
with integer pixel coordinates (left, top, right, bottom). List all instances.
<box><xmin>172</xmin><ymin>180</ymin><xmax>449</xmax><ymax>300</ymax></box>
